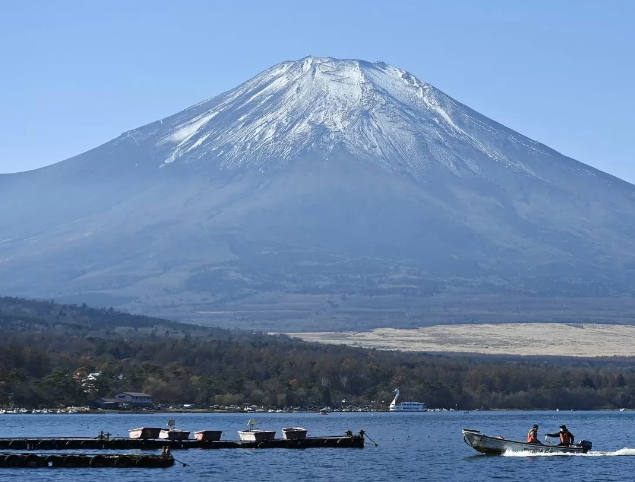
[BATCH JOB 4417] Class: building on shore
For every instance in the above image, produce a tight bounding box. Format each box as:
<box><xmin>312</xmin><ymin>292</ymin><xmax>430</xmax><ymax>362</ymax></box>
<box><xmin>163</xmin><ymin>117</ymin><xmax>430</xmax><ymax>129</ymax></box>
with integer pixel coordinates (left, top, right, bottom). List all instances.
<box><xmin>92</xmin><ymin>397</ymin><xmax>121</xmax><ymax>410</ymax></box>
<box><xmin>114</xmin><ymin>392</ymin><xmax>154</xmax><ymax>407</ymax></box>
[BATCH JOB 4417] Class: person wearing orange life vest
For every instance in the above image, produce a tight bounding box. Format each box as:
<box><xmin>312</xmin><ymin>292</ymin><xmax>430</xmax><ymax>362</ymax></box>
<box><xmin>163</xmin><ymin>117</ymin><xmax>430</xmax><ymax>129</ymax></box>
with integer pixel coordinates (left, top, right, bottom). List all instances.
<box><xmin>545</xmin><ymin>425</ymin><xmax>575</xmax><ymax>446</ymax></box>
<box><xmin>527</xmin><ymin>424</ymin><xmax>541</xmax><ymax>444</ymax></box>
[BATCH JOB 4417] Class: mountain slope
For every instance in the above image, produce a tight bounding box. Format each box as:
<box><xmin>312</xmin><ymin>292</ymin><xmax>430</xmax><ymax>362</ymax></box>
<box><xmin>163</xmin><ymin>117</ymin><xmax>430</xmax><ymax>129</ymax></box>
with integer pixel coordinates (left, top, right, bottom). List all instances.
<box><xmin>1</xmin><ymin>57</ymin><xmax>635</xmax><ymax>329</ymax></box>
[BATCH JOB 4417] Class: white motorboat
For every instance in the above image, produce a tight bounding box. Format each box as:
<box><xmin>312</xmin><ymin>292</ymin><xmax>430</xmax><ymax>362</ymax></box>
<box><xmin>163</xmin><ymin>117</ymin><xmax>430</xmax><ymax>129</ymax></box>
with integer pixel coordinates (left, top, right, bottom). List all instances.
<box><xmin>462</xmin><ymin>429</ymin><xmax>592</xmax><ymax>455</ymax></box>
<box><xmin>194</xmin><ymin>430</ymin><xmax>222</xmax><ymax>441</ymax></box>
<box><xmin>282</xmin><ymin>427</ymin><xmax>308</xmax><ymax>440</ymax></box>
<box><xmin>238</xmin><ymin>430</ymin><xmax>276</xmax><ymax>442</ymax></box>
<box><xmin>129</xmin><ymin>427</ymin><xmax>163</xmax><ymax>439</ymax></box>
<box><xmin>389</xmin><ymin>389</ymin><xmax>426</xmax><ymax>412</ymax></box>
<box><xmin>159</xmin><ymin>429</ymin><xmax>190</xmax><ymax>441</ymax></box>
<box><xmin>238</xmin><ymin>419</ymin><xmax>276</xmax><ymax>442</ymax></box>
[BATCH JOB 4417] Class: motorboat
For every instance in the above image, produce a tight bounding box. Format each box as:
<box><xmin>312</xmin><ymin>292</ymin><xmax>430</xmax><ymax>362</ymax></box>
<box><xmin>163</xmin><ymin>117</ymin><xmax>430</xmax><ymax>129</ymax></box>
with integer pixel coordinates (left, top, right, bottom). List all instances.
<box><xmin>159</xmin><ymin>429</ymin><xmax>190</xmax><ymax>441</ymax></box>
<box><xmin>238</xmin><ymin>419</ymin><xmax>276</xmax><ymax>442</ymax></box>
<box><xmin>128</xmin><ymin>427</ymin><xmax>163</xmax><ymax>439</ymax></box>
<box><xmin>238</xmin><ymin>429</ymin><xmax>276</xmax><ymax>442</ymax></box>
<box><xmin>194</xmin><ymin>430</ymin><xmax>223</xmax><ymax>441</ymax></box>
<box><xmin>462</xmin><ymin>429</ymin><xmax>592</xmax><ymax>455</ymax></box>
<box><xmin>282</xmin><ymin>427</ymin><xmax>308</xmax><ymax>440</ymax></box>
<box><xmin>389</xmin><ymin>389</ymin><xmax>426</xmax><ymax>412</ymax></box>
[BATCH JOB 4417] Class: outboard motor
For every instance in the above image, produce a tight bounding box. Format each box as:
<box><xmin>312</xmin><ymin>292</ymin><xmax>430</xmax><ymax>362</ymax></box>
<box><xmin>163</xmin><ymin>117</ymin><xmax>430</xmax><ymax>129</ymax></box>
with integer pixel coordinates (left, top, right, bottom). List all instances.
<box><xmin>578</xmin><ymin>440</ymin><xmax>592</xmax><ymax>453</ymax></box>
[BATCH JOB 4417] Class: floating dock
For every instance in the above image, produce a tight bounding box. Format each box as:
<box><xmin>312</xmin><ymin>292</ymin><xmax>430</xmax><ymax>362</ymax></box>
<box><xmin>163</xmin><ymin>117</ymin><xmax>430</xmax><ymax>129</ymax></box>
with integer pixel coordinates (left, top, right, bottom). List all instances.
<box><xmin>0</xmin><ymin>432</ymin><xmax>365</xmax><ymax>450</ymax></box>
<box><xmin>0</xmin><ymin>447</ymin><xmax>175</xmax><ymax>468</ymax></box>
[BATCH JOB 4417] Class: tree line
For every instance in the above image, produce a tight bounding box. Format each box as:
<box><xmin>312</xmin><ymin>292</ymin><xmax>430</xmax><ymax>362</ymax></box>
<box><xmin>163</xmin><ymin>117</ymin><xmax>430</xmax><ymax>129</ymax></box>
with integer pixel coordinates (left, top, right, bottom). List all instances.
<box><xmin>2</xmin><ymin>296</ymin><xmax>635</xmax><ymax>410</ymax></box>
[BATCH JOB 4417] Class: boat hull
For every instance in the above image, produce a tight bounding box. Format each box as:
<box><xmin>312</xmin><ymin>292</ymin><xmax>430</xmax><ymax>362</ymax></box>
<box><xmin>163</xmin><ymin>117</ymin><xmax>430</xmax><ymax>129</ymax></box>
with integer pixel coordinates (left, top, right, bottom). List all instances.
<box><xmin>159</xmin><ymin>429</ymin><xmax>190</xmax><ymax>441</ymax></box>
<box><xmin>238</xmin><ymin>430</ymin><xmax>276</xmax><ymax>442</ymax></box>
<box><xmin>128</xmin><ymin>427</ymin><xmax>162</xmax><ymax>439</ymax></box>
<box><xmin>462</xmin><ymin>429</ymin><xmax>592</xmax><ymax>455</ymax></box>
<box><xmin>388</xmin><ymin>404</ymin><xmax>426</xmax><ymax>412</ymax></box>
<box><xmin>194</xmin><ymin>430</ymin><xmax>222</xmax><ymax>442</ymax></box>
<box><xmin>282</xmin><ymin>428</ymin><xmax>308</xmax><ymax>440</ymax></box>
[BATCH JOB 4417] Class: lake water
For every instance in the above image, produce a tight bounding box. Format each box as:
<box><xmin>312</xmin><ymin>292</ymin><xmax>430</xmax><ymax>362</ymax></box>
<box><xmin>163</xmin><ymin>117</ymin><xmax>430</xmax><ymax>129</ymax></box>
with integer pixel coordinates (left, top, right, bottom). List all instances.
<box><xmin>1</xmin><ymin>411</ymin><xmax>635</xmax><ymax>481</ymax></box>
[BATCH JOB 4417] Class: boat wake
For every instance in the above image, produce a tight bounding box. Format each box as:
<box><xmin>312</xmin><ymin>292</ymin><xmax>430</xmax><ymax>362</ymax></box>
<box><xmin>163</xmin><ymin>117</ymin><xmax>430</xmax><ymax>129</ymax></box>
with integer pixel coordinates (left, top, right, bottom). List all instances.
<box><xmin>503</xmin><ymin>448</ymin><xmax>635</xmax><ymax>457</ymax></box>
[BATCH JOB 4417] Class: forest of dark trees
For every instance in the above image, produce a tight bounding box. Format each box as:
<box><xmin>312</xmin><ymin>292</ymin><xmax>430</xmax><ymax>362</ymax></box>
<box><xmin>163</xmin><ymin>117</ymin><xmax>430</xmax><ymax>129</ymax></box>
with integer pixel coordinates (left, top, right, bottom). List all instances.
<box><xmin>2</xmin><ymin>296</ymin><xmax>635</xmax><ymax>410</ymax></box>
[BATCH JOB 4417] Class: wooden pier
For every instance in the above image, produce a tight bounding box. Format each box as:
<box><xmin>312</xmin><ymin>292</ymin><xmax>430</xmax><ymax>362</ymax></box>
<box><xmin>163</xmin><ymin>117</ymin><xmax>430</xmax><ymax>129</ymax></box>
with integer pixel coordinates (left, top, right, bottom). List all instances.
<box><xmin>0</xmin><ymin>432</ymin><xmax>365</xmax><ymax>450</ymax></box>
<box><xmin>0</xmin><ymin>447</ymin><xmax>175</xmax><ymax>468</ymax></box>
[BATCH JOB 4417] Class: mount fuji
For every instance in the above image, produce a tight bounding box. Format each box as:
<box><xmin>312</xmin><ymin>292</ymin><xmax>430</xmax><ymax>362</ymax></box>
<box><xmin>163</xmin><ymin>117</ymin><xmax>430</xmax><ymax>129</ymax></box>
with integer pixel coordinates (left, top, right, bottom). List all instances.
<box><xmin>2</xmin><ymin>57</ymin><xmax>635</xmax><ymax>329</ymax></box>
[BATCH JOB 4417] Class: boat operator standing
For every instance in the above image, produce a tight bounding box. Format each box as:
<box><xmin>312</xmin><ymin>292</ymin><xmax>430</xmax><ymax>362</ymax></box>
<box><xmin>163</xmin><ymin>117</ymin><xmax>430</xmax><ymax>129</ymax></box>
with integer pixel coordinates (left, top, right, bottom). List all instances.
<box><xmin>545</xmin><ymin>425</ymin><xmax>575</xmax><ymax>446</ymax></box>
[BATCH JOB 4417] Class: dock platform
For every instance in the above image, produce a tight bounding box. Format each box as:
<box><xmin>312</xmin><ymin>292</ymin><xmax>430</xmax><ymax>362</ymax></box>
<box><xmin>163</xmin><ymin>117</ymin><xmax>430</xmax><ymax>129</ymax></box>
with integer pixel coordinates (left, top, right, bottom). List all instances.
<box><xmin>0</xmin><ymin>447</ymin><xmax>175</xmax><ymax>468</ymax></box>
<box><xmin>0</xmin><ymin>432</ymin><xmax>365</xmax><ymax>450</ymax></box>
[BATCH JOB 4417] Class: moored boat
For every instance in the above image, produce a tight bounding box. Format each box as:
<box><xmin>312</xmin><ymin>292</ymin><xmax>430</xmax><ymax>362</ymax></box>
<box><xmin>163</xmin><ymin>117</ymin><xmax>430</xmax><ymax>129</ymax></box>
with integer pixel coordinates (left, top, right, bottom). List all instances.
<box><xmin>238</xmin><ymin>419</ymin><xmax>275</xmax><ymax>442</ymax></box>
<box><xmin>238</xmin><ymin>430</ymin><xmax>276</xmax><ymax>442</ymax></box>
<box><xmin>282</xmin><ymin>427</ymin><xmax>308</xmax><ymax>440</ymax></box>
<box><xmin>194</xmin><ymin>430</ymin><xmax>223</xmax><ymax>441</ymax></box>
<box><xmin>129</xmin><ymin>427</ymin><xmax>162</xmax><ymax>439</ymax></box>
<box><xmin>159</xmin><ymin>429</ymin><xmax>190</xmax><ymax>441</ymax></box>
<box><xmin>462</xmin><ymin>429</ymin><xmax>592</xmax><ymax>455</ymax></box>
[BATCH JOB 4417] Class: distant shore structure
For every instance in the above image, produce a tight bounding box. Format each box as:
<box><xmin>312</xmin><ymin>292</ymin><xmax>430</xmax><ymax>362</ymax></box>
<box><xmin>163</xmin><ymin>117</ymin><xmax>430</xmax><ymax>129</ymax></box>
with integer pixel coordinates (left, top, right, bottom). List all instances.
<box><xmin>389</xmin><ymin>389</ymin><xmax>426</xmax><ymax>412</ymax></box>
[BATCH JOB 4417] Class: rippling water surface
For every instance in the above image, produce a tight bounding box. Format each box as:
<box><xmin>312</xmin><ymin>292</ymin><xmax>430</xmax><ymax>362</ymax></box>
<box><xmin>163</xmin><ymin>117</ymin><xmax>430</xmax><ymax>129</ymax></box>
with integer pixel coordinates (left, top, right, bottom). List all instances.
<box><xmin>1</xmin><ymin>411</ymin><xmax>634</xmax><ymax>481</ymax></box>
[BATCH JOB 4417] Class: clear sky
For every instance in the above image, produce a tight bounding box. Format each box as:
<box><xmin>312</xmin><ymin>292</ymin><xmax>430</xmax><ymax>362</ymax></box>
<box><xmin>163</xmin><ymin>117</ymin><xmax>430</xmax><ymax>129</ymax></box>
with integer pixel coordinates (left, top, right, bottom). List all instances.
<box><xmin>1</xmin><ymin>0</ymin><xmax>633</xmax><ymax>182</ymax></box>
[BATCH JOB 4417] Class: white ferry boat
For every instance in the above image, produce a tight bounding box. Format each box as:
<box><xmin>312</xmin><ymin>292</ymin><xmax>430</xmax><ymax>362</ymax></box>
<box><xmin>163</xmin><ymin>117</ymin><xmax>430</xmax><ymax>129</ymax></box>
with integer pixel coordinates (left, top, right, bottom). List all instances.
<box><xmin>389</xmin><ymin>389</ymin><xmax>426</xmax><ymax>412</ymax></box>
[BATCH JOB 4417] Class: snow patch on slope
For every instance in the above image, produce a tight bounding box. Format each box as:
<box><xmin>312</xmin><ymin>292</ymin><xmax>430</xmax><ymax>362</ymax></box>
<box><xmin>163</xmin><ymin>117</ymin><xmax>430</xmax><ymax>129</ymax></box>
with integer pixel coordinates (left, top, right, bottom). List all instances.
<box><xmin>165</xmin><ymin>111</ymin><xmax>219</xmax><ymax>144</ymax></box>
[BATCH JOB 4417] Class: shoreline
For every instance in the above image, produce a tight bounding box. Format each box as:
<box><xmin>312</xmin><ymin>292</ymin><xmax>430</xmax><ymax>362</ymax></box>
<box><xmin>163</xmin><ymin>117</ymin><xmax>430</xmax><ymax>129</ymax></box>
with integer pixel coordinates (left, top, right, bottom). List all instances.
<box><xmin>1</xmin><ymin>408</ymin><xmax>632</xmax><ymax>414</ymax></box>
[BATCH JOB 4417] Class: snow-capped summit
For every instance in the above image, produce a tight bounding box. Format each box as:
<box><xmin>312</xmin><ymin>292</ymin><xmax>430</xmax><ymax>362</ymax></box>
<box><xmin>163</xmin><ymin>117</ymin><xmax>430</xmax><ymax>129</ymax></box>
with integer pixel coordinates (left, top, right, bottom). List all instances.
<box><xmin>1</xmin><ymin>57</ymin><xmax>635</xmax><ymax>328</ymax></box>
<box><xmin>118</xmin><ymin>56</ymin><xmax>540</xmax><ymax>177</ymax></box>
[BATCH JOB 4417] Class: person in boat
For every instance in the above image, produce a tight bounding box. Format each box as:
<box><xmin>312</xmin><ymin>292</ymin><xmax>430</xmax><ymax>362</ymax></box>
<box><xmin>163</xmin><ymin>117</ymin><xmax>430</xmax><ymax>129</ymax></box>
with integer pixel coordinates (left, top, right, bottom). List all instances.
<box><xmin>545</xmin><ymin>425</ymin><xmax>575</xmax><ymax>446</ymax></box>
<box><xmin>527</xmin><ymin>424</ymin><xmax>541</xmax><ymax>444</ymax></box>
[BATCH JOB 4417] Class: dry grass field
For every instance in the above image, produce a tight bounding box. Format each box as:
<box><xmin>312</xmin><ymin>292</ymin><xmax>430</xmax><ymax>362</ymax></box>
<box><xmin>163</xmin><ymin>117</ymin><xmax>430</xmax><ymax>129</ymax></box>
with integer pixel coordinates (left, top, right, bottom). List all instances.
<box><xmin>288</xmin><ymin>323</ymin><xmax>635</xmax><ymax>357</ymax></box>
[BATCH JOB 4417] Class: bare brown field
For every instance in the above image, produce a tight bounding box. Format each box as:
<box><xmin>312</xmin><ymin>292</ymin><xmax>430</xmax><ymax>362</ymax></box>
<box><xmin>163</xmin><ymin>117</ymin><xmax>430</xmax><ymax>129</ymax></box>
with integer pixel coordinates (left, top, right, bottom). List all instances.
<box><xmin>179</xmin><ymin>294</ymin><xmax>635</xmax><ymax>332</ymax></box>
<box><xmin>287</xmin><ymin>323</ymin><xmax>635</xmax><ymax>357</ymax></box>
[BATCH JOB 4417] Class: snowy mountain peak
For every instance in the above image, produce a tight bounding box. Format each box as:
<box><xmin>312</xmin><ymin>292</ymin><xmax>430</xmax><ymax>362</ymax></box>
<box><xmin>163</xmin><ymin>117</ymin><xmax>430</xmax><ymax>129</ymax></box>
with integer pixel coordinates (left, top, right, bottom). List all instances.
<box><xmin>117</xmin><ymin>57</ymin><xmax>543</xmax><ymax>177</ymax></box>
<box><xmin>3</xmin><ymin>57</ymin><xmax>635</xmax><ymax>320</ymax></box>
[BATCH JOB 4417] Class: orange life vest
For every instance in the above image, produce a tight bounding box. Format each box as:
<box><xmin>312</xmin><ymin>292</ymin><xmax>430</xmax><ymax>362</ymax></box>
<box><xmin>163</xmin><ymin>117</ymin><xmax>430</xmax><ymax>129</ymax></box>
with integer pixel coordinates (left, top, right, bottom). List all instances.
<box><xmin>560</xmin><ymin>431</ymin><xmax>571</xmax><ymax>445</ymax></box>
<box><xmin>527</xmin><ymin>429</ymin><xmax>538</xmax><ymax>443</ymax></box>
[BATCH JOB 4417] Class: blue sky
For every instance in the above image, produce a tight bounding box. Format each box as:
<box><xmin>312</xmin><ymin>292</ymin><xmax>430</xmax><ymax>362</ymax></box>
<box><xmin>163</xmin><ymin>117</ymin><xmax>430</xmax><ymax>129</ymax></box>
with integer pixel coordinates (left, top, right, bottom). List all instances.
<box><xmin>1</xmin><ymin>0</ymin><xmax>633</xmax><ymax>181</ymax></box>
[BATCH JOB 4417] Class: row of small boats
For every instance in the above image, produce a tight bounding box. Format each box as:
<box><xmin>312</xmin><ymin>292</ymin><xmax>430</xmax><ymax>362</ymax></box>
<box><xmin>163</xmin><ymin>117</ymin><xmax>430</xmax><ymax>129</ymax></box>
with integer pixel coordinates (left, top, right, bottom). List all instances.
<box><xmin>0</xmin><ymin>409</ymin><xmax>78</xmax><ymax>414</ymax></box>
<box><xmin>129</xmin><ymin>424</ymin><xmax>308</xmax><ymax>442</ymax></box>
<box><xmin>129</xmin><ymin>427</ymin><xmax>217</xmax><ymax>441</ymax></box>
